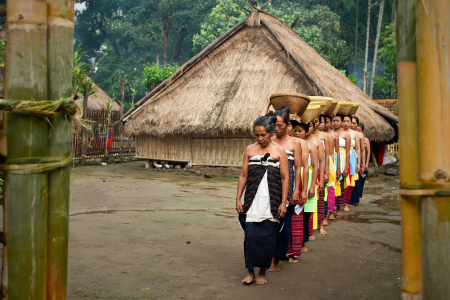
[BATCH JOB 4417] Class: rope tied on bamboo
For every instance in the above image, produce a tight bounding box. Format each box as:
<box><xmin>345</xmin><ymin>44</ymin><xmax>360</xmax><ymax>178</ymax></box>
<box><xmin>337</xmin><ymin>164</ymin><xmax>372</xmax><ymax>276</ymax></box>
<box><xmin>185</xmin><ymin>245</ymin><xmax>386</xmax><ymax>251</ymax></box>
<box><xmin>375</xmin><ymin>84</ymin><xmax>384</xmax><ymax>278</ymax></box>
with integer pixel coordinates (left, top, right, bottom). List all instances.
<box><xmin>0</xmin><ymin>157</ymin><xmax>72</xmax><ymax>174</ymax></box>
<box><xmin>0</xmin><ymin>97</ymin><xmax>77</xmax><ymax>174</ymax></box>
<box><xmin>0</xmin><ymin>97</ymin><xmax>78</xmax><ymax>117</ymax></box>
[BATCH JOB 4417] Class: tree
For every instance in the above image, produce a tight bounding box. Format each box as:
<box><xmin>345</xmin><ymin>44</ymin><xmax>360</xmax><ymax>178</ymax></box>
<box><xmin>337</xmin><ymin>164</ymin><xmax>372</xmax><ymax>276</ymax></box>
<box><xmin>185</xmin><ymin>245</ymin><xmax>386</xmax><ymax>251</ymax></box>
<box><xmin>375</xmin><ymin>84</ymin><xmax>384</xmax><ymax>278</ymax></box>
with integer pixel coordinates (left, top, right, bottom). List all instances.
<box><xmin>141</xmin><ymin>63</ymin><xmax>179</xmax><ymax>91</ymax></box>
<box><xmin>369</xmin><ymin>0</ymin><xmax>385</xmax><ymax>98</ymax></box>
<box><xmin>193</xmin><ymin>1</ymin><xmax>350</xmax><ymax>69</ymax></box>
<box><xmin>372</xmin><ymin>22</ymin><xmax>396</xmax><ymax>98</ymax></box>
<box><xmin>363</xmin><ymin>0</ymin><xmax>371</xmax><ymax>94</ymax></box>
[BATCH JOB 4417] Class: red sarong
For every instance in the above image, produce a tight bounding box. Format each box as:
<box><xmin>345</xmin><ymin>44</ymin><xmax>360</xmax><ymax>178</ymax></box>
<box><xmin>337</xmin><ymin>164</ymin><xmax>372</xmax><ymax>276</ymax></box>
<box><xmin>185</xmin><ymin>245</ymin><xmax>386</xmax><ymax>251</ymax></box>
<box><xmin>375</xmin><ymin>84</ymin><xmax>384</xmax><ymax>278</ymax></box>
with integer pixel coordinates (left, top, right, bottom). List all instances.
<box><xmin>318</xmin><ymin>190</ymin><xmax>325</xmax><ymax>223</ymax></box>
<box><xmin>287</xmin><ymin>210</ymin><xmax>303</xmax><ymax>258</ymax></box>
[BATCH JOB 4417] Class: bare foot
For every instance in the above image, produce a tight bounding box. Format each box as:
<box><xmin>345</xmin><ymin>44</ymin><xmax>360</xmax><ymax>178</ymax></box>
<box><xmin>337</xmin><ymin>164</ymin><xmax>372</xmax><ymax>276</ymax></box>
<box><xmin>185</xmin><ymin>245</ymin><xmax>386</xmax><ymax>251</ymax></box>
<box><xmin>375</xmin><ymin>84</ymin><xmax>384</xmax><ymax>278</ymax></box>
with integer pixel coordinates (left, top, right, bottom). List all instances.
<box><xmin>269</xmin><ymin>257</ymin><xmax>280</xmax><ymax>272</ymax></box>
<box><xmin>301</xmin><ymin>247</ymin><xmax>309</xmax><ymax>253</ymax></box>
<box><xmin>319</xmin><ymin>224</ymin><xmax>327</xmax><ymax>235</ymax></box>
<box><xmin>349</xmin><ymin>204</ymin><xmax>355</xmax><ymax>207</ymax></box>
<box><xmin>242</xmin><ymin>269</ymin><xmax>255</xmax><ymax>284</ymax></box>
<box><xmin>344</xmin><ymin>205</ymin><xmax>350</xmax><ymax>212</ymax></box>
<box><xmin>323</xmin><ymin>217</ymin><xmax>329</xmax><ymax>226</ymax></box>
<box><xmin>256</xmin><ymin>269</ymin><xmax>267</xmax><ymax>285</ymax></box>
<box><xmin>309</xmin><ymin>235</ymin><xmax>316</xmax><ymax>241</ymax></box>
<box><xmin>336</xmin><ymin>207</ymin><xmax>343</xmax><ymax>216</ymax></box>
<box><xmin>329</xmin><ymin>212</ymin><xmax>336</xmax><ymax>220</ymax></box>
<box><xmin>288</xmin><ymin>256</ymin><xmax>299</xmax><ymax>263</ymax></box>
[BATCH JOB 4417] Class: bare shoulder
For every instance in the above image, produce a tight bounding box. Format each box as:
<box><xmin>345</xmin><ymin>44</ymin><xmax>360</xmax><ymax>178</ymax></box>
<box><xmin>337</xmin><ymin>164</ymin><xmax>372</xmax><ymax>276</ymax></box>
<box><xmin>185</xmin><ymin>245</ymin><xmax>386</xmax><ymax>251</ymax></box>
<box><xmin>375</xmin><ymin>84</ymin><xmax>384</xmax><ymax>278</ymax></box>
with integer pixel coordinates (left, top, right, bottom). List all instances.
<box><xmin>246</xmin><ymin>143</ymin><xmax>258</xmax><ymax>151</ymax></box>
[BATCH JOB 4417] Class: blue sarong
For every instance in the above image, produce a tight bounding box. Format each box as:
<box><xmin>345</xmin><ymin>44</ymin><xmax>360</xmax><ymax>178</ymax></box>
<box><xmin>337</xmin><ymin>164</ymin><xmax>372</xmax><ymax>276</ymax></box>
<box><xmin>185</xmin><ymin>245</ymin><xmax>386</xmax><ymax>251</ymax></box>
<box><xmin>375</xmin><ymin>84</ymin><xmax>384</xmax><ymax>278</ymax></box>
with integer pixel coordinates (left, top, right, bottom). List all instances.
<box><xmin>244</xmin><ymin>220</ymin><xmax>279</xmax><ymax>269</ymax></box>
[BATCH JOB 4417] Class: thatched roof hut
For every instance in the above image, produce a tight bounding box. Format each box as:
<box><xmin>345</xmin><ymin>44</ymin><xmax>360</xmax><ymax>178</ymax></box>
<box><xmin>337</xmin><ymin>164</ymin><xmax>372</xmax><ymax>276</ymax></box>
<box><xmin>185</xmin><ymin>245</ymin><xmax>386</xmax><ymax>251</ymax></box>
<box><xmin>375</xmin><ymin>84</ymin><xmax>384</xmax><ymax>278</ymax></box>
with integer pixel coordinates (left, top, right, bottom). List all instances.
<box><xmin>121</xmin><ymin>8</ymin><xmax>398</xmax><ymax>166</ymax></box>
<box><xmin>75</xmin><ymin>80</ymin><xmax>120</xmax><ymax>112</ymax></box>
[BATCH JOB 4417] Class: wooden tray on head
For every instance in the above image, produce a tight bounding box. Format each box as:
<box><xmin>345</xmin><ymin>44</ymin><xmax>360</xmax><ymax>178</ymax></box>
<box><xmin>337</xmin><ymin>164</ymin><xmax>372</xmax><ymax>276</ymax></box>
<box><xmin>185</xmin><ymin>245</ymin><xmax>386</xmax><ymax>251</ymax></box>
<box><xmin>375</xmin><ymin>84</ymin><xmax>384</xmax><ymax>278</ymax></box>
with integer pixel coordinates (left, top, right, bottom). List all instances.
<box><xmin>335</xmin><ymin>102</ymin><xmax>353</xmax><ymax>115</ymax></box>
<box><xmin>324</xmin><ymin>99</ymin><xmax>338</xmax><ymax>115</ymax></box>
<box><xmin>348</xmin><ymin>103</ymin><xmax>360</xmax><ymax>115</ymax></box>
<box><xmin>270</xmin><ymin>93</ymin><xmax>310</xmax><ymax>116</ymax></box>
<box><xmin>309</xmin><ymin>96</ymin><xmax>334</xmax><ymax>114</ymax></box>
<box><xmin>301</xmin><ymin>105</ymin><xmax>322</xmax><ymax>124</ymax></box>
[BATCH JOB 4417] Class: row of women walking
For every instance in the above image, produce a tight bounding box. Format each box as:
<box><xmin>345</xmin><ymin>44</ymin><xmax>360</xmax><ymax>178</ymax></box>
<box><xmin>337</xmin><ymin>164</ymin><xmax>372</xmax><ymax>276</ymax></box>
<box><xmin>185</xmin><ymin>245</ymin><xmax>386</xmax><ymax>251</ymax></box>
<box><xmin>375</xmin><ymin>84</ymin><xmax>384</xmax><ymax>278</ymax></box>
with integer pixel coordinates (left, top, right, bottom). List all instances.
<box><xmin>235</xmin><ymin>98</ymin><xmax>371</xmax><ymax>285</ymax></box>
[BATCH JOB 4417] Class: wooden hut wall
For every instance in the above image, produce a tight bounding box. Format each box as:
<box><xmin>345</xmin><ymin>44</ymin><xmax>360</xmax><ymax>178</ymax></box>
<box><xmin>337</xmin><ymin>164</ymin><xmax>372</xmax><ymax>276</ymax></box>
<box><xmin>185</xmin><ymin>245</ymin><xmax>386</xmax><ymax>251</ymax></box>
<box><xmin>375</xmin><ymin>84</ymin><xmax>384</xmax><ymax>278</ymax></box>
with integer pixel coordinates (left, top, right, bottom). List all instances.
<box><xmin>136</xmin><ymin>130</ymin><xmax>254</xmax><ymax>166</ymax></box>
<box><xmin>136</xmin><ymin>134</ymin><xmax>191</xmax><ymax>162</ymax></box>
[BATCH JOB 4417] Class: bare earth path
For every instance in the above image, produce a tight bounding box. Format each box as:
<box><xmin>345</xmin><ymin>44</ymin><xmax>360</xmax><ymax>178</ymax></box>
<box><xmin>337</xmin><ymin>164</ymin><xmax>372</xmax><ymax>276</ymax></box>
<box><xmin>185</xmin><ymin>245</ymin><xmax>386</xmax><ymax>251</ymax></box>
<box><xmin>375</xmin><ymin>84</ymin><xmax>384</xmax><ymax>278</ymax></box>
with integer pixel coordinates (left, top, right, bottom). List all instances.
<box><xmin>68</xmin><ymin>162</ymin><xmax>402</xmax><ymax>300</ymax></box>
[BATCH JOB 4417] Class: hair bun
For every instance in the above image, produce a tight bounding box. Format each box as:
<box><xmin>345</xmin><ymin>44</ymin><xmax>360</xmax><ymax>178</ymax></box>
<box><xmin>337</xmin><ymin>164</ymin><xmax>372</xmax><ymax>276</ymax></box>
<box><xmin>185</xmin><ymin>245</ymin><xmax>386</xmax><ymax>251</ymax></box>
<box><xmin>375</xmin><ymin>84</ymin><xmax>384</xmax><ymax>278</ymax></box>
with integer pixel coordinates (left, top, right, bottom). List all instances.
<box><xmin>265</xmin><ymin>111</ymin><xmax>274</xmax><ymax>117</ymax></box>
<box><xmin>270</xmin><ymin>116</ymin><xmax>278</xmax><ymax>124</ymax></box>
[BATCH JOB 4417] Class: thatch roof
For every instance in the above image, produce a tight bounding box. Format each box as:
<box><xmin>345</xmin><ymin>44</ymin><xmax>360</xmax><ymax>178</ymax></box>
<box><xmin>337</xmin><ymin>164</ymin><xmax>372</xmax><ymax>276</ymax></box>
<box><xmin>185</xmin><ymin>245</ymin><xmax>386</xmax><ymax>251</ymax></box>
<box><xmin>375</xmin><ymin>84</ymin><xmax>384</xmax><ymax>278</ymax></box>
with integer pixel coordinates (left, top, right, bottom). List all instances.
<box><xmin>122</xmin><ymin>9</ymin><xmax>397</xmax><ymax>142</ymax></box>
<box><xmin>75</xmin><ymin>80</ymin><xmax>120</xmax><ymax>111</ymax></box>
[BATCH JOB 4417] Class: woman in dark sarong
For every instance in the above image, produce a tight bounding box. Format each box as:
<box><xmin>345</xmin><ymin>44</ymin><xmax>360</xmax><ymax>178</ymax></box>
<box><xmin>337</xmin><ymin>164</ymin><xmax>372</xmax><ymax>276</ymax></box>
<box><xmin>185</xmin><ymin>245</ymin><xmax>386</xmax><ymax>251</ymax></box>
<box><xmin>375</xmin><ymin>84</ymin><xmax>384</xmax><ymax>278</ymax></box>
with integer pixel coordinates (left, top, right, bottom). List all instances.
<box><xmin>236</xmin><ymin>115</ymin><xmax>289</xmax><ymax>285</ymax></box>
<box><xmin>260</xmin><ymin>100</ymin><xmax>304</xmax><ymax>270</ymax></box>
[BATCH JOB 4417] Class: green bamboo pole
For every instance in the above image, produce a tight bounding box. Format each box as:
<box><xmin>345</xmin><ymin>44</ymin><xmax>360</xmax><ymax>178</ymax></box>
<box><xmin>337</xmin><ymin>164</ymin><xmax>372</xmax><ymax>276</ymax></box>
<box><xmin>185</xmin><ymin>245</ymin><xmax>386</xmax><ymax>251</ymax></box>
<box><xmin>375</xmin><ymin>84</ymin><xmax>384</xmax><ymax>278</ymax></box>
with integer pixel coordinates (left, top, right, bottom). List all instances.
<box><xmin>4</xmin><ymin>0</ymin><xmax>49</xmax><ymax>299</ymax></box>
<box><xmin>416</xmin><ymin>0</ymin><xmax>450</xmax><ymax>298</ymax></box>
<box><xmin>47</xmin><ymin>1</ymin><xmax>74</xmax><ymax>299</ymax></box>
<box><xmin>396</xmin><ymin>0</ymin><xmax>423</xmax><ymax>298</ymax></box>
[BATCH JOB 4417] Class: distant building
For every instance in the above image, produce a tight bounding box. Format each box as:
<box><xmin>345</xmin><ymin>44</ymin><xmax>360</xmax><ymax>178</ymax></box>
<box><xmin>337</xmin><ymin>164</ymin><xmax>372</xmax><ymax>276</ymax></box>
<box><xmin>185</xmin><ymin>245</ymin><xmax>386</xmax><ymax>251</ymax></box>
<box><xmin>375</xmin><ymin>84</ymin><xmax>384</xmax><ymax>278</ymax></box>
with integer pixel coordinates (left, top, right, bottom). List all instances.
<box><xmin>121</xmin><ymin>8</ymin><xmax>398</xmax><ymax>167</ymax></box>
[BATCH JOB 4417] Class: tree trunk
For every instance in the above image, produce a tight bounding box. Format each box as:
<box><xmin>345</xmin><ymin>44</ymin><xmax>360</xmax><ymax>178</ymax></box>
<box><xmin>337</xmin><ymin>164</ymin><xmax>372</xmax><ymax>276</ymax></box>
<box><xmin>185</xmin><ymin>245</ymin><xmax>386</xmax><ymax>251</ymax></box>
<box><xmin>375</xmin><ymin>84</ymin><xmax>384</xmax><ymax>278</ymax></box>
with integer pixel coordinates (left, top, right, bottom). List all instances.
<box><xmin>4</xmin><ymin>0</ymin><xmax>49</xmax><ymax>299</ymax></box>
<box><xmin>156</xmin><ymin>53</ymin><xmax>160</xmax><ymax>66</ymax></box>
<box><xmin>81</xmin><ymin>81</ymin><xmax>89</xmax><ymax>166</ymax></box>
<box><xmin>161</xmin><ymin>19</ymin><xmax>171</xmax><ymax>65</ymax></box>
<box><xmin>353</xmin><ymin>0</ymin><xmax>359</xmax><ymax>75</ymax></box>
<box><xmin>172</xmin><ymin>27</ymin><xmax>188</xmax><ymax>63</ymax></box>
<box><xmin>370</xmin><ymin>0</ymin><xmax>385</xmax><ymax>98</ymax></box>
<box><xmin>363</xmin><ymin>0</ymin><xmax>371</xmax><ymax>94</ymax></box>
<box><xmin>364</xmin><ymin>69</ymin><xmax>369</xmax><ymax>95</ymax></box>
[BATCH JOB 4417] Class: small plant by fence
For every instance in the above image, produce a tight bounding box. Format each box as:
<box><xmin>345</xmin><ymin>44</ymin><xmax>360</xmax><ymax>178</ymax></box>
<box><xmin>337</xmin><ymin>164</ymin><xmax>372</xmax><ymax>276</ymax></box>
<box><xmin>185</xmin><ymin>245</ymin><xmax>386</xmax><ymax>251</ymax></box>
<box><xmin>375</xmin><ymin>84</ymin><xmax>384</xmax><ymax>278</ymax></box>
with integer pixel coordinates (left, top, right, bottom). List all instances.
<box><xmin>71</xmin><ymin>109</ymin><xmax>135</xmax><ymax>161</ymax></box>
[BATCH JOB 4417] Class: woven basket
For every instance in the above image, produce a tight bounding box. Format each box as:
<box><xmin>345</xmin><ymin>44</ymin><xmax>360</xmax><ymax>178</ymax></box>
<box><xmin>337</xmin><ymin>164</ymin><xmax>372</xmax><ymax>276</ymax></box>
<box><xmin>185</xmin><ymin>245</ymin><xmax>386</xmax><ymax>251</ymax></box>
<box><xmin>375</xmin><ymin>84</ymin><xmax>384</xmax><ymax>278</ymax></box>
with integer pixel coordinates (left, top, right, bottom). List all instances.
<box><xmin>309</xmin><ymin>96</ymin><xmax>333</xmax><ymax>115</ymax></box>
<box><xmin>324</xmin><ymin>100</ymin><xmax>339</xmax><ymax>116</ymax></box>
<box><xmin>289</xmin><ymin>113</ymin><xmax>302</xmax><ymax>124</ymax></box>
<box><xmin>335</xmin><ymin>102</ymin><xmax>353</xmax><ymax>115</ymax></box>
<box><xmin>270</xmin><ymin>93</ymin><xmax>310</xmax><ymax>116</ymax></box>
<box><xmin>301</xmin><ymin>105</ymin><xmax>322</xmax><ymax>124</ymax></box>
<box><xmin>348</xmin><ymin>103</ymin><xmax>360</xmax><ymax>115</ymax></box>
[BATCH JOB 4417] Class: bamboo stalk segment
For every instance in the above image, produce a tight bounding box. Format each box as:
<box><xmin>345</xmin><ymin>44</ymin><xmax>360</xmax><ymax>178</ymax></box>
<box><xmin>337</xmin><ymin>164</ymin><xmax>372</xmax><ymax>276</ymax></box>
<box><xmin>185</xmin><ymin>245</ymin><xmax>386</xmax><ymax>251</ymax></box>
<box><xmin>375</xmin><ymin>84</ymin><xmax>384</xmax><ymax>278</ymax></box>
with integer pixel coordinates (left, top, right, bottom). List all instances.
<box><xmin>396</xmin><ymin>0</ymin><xmax>422</xmax><ymax>297</ymax></box>
<box><xmin>416</xmin><ymin>0</ymin><xmax>450</xmax><ymax>298</ymax></box>
<box><xmin>46</xmin><ymin>1</ymin><xmax>74</xmax><ymax>298</ymax></box>
<box><xmin>4</xmin><ymin>0</ymin><xmax>49</xmax><ymax>299</ymax></box>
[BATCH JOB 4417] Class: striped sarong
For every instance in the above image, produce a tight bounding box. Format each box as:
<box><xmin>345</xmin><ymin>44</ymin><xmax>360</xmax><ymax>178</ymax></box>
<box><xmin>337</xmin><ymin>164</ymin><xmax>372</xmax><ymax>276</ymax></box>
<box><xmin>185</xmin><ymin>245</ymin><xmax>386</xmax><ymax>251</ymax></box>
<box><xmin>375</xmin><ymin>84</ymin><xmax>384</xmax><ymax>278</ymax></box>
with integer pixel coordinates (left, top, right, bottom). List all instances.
<box><xmin>328</xmin><ymin>186</ymin><xmax>335</xmax><ymax>211</ymax></box>
<box><xmin>245</xmin><ymin>220</ymin><xmax>279</xmax><ymax>269</ymax></box>
<box><xmin>287</xmin><ymin>210</ymin><xmax>303</xmax><ymax>258</ymax></box>
<box><xmin>318</xmin><ymin>190</ymin><xmax>325</xmax><ymax>223</ymax></box>
<box><xmin>344</xmin><ymin>186</ymin><xmax>353</xmax><ymax>205</ymax></box>
<box><xmin>336</xmin><ymin>180</ymin><xmax>345</xmax><ymax>206</ymax></box>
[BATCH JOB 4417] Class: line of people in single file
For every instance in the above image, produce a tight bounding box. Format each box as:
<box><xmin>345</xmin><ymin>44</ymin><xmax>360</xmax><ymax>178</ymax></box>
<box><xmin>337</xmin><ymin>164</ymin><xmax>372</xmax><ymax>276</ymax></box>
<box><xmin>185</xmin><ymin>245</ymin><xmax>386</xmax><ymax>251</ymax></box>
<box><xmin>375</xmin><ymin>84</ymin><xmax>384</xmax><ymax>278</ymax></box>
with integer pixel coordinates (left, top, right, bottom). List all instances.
<box><xmin>235</xmin><ymin>98</ymin><xmax>371</xmax><ymax>284</ymax></box>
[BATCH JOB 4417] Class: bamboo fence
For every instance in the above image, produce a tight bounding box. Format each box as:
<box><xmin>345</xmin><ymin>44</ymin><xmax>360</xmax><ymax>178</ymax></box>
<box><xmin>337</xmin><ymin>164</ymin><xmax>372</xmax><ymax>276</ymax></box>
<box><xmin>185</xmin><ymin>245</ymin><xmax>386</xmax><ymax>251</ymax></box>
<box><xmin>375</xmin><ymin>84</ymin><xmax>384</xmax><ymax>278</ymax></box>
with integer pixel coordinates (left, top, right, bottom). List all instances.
<box><xmin>72</xmin><ymin>109</ymin><xmax>136</xmax><ymax>161</ymax></box>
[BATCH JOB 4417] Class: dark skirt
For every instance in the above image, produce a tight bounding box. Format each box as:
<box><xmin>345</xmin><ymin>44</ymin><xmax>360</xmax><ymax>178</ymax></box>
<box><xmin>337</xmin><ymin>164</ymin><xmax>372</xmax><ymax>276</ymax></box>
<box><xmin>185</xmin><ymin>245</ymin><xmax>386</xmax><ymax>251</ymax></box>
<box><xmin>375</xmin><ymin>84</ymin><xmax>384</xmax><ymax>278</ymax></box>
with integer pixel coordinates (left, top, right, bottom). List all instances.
<box><xmin>244</xmin><ymin>220</ymin><xmax>279</xmax><ymax>269</ymax></box>
<box><xmin>273</xmin><ymin>205</ymin><xmax>293</xmax><ymax>259</ymax></box>
<box><xmin>360</xmin><ymin>172</ymin><xmax>367</xmax><ymax>198</ymax></box>
<box><xmin>350</xmin><ymin>178</ymin><xmax>361</xmax><ymax>204</ymax></box>
<box><xmin>303</xmin><ymin>211</ymin><xmax>311</xmax><ymax>243</ymax></box>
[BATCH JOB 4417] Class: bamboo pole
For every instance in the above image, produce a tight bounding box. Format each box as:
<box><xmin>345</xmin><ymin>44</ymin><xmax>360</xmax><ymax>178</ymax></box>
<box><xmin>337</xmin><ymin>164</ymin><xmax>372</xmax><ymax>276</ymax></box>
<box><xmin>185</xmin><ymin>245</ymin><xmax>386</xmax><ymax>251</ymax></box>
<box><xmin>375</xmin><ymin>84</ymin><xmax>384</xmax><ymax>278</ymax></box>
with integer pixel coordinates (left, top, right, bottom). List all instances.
<box><xmin>81</xmin><ymin>81</ymin><xmax>89</xmax><ymax>166</ymax></box>
<box><xmin>47</xmin><ymin>0</ymin><xmax>74</xmax><ymax>299</ymax></box>
<box><xmin>396</xmin><ymin>0</ymin><xmax>422</xmax><ymax>298</ymax></box>
<box><xmin>4</xmin><ymin>0</ymin><xmax>49</xmax><ymax>299</ymax></box>
<box><xmin>416</xmin><ymin>0</ymin><xmax>450</xmax><ymax>298</ymax></box>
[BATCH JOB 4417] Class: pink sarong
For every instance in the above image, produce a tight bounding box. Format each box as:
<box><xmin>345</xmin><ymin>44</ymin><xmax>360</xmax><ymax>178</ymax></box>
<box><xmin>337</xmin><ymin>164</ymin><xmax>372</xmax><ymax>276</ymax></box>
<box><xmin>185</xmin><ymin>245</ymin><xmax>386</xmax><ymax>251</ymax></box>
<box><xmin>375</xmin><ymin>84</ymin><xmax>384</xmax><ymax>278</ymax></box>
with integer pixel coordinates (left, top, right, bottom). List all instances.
<box><xmin>327</xmin><ymin>186</ymin><xmax>335</xmax><ymax>211</ymax></box>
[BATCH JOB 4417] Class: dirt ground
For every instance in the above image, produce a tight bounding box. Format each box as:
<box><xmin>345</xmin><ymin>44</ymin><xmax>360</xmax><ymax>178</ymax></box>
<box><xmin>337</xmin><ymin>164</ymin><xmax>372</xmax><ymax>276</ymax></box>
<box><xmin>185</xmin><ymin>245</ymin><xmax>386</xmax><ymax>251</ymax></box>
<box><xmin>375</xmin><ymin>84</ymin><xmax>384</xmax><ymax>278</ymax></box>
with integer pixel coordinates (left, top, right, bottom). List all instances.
<box><xmin>67</xmin><ymin>161</ymin><xmax>402</xmax><ymax>300</ymax></box>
